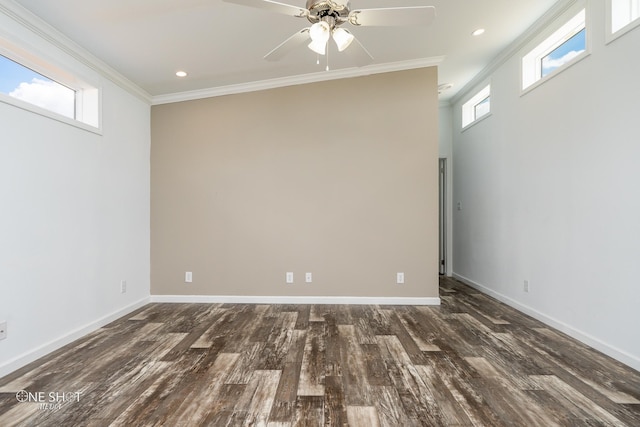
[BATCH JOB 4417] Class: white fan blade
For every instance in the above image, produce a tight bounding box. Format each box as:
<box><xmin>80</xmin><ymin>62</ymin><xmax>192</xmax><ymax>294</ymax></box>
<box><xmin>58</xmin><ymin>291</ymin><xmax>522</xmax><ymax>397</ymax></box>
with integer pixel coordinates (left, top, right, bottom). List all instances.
<box><xmin>264</xmin><ymin>28</ymin><xmax>310</xmax><ymax>61</ymax></box>
<box><xmin>346</xmin><ymin>37</ymin><xmax>374</xmax><ymax>67</ymax></box>
<box><xmin>222</xmin><ymin>0</ymin><xmax>308</xmax><ymax>18</ymax></box>
<box><xmin>348</xmin><ymin>6</ymin><xmax>436</xmax><ymax>27</ymax></box>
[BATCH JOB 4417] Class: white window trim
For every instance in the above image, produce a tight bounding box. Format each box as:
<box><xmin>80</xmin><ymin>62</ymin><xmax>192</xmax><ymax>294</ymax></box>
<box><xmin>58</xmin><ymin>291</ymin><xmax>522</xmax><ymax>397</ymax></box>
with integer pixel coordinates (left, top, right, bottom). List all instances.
<box><xmin>462</xmin><ymin>84</ymin><xmax>491</xmax><ymax>130</ymax></box>
<box><xmin>0</xmin><ymin>37</ymin><xmax>102</xmax><ymax>133</ymax></box>
<box><xmin>606</xmin><ymin>0</ymin><xmax>640</xmax><ymax>44</ymax></box>
<box><xmin>521</xmin><ymin>6</ymin><xmax>590</xmax><ymax>95</ymax></box>
<box><xmin>0</xmin><ymin>90</ymin><xmax>102</xmax><ymax>134</ymax></box>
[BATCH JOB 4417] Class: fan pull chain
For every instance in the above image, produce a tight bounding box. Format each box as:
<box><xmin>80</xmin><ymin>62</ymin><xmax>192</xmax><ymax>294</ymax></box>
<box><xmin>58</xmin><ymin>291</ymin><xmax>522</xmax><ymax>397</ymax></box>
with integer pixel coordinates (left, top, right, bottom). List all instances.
<box><xmin>326</xmin><ymin>44</ymin><xmax>330</xmax><ymax>71</ymax></box>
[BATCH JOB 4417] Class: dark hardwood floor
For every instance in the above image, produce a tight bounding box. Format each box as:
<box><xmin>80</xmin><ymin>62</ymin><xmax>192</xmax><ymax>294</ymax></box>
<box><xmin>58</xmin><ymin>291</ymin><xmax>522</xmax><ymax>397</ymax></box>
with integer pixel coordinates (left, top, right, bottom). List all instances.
<box><xmin>1</xmin><ymin>277</ymin><xmax>639</xmax><ymax>426</ymax></box>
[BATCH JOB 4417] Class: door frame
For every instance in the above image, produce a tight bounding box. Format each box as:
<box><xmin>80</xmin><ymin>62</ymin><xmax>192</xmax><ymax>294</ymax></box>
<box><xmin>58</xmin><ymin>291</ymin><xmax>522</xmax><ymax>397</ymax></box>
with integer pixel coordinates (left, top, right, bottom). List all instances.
<box><xmin>439</xmin><ymin>158</ymin><xmax>447</xmax><ymax>275</ymax></box>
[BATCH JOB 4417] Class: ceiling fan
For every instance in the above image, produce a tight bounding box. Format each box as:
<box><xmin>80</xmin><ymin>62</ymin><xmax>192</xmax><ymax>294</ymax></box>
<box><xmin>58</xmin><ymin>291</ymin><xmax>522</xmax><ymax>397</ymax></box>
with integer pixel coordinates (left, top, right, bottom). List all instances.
<box><xmin>222</xmin><ymin>0</ymin><xmax>436</xmax><ymax>67</ymax></box>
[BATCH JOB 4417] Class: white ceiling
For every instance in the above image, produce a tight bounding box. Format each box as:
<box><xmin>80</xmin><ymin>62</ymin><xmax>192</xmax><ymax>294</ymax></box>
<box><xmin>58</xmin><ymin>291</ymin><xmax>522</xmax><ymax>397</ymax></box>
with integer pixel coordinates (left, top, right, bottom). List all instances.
<box><xmin>12</xmin><ymin>0</ymin><xmax>560</xmax><ymax>101</ymax></box>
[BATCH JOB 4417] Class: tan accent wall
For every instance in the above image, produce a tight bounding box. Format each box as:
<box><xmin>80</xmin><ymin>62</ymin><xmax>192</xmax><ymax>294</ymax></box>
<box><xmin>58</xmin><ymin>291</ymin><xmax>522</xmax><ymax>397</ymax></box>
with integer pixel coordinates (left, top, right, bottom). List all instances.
<box><xmin>151</xmin><ymin>67</ymin><xmax>439</xmax><ymax>298</ymax></box>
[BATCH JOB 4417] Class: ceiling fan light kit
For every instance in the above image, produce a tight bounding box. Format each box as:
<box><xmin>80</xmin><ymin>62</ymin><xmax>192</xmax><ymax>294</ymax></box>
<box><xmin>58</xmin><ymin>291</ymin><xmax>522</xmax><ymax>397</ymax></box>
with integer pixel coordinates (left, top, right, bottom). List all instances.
<box><xmin>223</xmin><ymin>0</ymin><xmax>435</xmax><ymax>66</ymax></box>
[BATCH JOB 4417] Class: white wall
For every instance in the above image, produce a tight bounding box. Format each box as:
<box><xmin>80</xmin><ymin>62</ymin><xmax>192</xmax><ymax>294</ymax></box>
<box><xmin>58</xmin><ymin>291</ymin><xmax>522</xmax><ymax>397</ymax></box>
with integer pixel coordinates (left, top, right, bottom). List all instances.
<box><xmin>452</xmin><ymin>0</ymin><xmax>640</xmax><ymax>370</ymax></box>
<box><xmin>0</xmin><ymin>5</ymin><xmax>150</xmax><ymax>377</ymax></box>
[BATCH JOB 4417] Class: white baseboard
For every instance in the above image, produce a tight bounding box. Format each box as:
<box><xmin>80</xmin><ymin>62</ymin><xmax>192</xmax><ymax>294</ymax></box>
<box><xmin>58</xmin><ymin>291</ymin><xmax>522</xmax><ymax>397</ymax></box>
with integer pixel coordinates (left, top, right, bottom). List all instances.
<box><xmin>452</xmin><ymin>273</ymin><xmax>640</xmax><ymax>372</ymax></box>
<box><xmin>0</xmin><ymin>297</ymin><xmax>150</xmax><ymax>379</ymax></box>
<box><xmin>150</xmin><ymin>295</ymin><xmax>441</xmax><ymax>306</ymax></box>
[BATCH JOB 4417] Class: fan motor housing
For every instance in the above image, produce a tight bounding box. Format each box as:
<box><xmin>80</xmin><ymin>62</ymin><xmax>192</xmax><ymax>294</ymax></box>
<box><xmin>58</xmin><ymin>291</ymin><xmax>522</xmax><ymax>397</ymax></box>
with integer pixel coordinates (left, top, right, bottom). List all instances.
<box><xmin>306</xmin><ymin>0</ymin><xmax>351</xmax><ymax>24</ymax></box>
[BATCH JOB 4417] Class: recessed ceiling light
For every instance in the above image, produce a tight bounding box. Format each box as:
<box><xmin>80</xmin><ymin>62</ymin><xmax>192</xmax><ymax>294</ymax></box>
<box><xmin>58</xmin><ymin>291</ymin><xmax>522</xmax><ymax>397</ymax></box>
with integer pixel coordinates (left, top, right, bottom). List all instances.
<box><xmin>472</xmin><ymin>28</ymin><xmax>485</xmax><ymax>36</ymax></box>
<box><xmin>175</xmin><ymin>71</ymin><xmax>188</xmax><ymax>77</ymax></box>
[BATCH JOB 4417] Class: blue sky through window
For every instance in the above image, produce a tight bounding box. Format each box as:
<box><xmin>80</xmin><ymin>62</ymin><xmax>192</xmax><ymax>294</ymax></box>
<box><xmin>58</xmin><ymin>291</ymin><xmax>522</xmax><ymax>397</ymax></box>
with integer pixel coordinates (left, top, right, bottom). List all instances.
<box><xmin>0</xmin><ymin>54</ymin><xmax>75</xmax><ymax>118</ymax></box>
<box><xmin>0</xmin><ymin>54</ymin><xmax>44</xmax><ymax>94</ymax></box>
<box><xmin>542</xmin><ymin>28</ymin><xmax>586</xmax><ymax>77</ymax></box>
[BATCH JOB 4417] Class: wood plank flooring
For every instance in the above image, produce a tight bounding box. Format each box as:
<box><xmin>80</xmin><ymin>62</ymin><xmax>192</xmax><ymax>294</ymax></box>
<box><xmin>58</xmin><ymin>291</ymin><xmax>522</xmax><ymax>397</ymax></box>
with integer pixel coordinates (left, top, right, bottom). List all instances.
<box><xmin>1</xmin><ymin>277</ymin><xmax>639</xmax><ymax>426</ymax></box>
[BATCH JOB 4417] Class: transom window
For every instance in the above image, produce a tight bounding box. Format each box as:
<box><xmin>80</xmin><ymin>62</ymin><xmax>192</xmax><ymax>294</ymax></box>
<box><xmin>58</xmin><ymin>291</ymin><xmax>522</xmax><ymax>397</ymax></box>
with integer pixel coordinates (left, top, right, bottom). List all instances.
<box><xmin>462</xmin><ymin>84</ymin><xmax>491</xmax><ymax>128</ymax></box>
<box><xmin>541</xmin><ymin>27</ymin><xmax>586</xmax><ymax>78</ymax></box>
<box><xmin>0</xmin><ymin>39</ymin><xmax>100</xmax><ymax>131</ymax></box>
<box><xmin>522</xmin><ymin>9</ymin><xmax>587</xmax><ymax>91</ymax></box>
<box><xmin>0</xmin><ymin>54</ymin><xmax>76</xmax><ymax>119</ymax></box>
<box><xmin>608</xmin><ymin>0</ymin><xmax>640</xmax><ymax>39</ymax></box>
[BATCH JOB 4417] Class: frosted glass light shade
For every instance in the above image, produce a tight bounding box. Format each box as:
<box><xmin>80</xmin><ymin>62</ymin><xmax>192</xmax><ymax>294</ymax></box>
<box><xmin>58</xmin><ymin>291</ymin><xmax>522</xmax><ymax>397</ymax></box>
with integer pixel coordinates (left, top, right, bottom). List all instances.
<box><xmin>332</xmin><ymin>28</ymin><xmax>354</xmax><ymax>51</ymax></box>
<box><xmin>308</xmin><ymin>21</ymin><xmax>330</xmax><ymax>55</ymax></box>
<box><xmin>309</xmin><ymin>21</ymin><xmax>330</xmax><ymax>42</ymax></box>
<box><xmin>308</xmin><ymin>39</ymin><xmax>327</xmax><ymax>55</ymax></box>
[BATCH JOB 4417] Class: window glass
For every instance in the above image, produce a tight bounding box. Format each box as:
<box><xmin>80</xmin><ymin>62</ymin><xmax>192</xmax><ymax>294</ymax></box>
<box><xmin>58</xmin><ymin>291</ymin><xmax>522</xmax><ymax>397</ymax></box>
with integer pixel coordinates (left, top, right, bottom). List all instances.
<box><xmin>462</xmin><ymin>85</ymin><xmax>491</xmax><ymax>128</ymax></box>
<box><xmin>611</xmin><ymin>0</ymin><xmax>640</xmax><ymax>34</ymax></box>
<box><xmin>474</xmin><ymin>96</ymin><xmax>491</xmax><ymax>120</ymax></box>
<box><xmin>0</xmin><ymin>54</ymin><xmax>75</xmax><ymax>119</ymax></box>
<box><xmin>522</xmin><ymin>9</ymin><xmax>587</xmax><ymax>91</ymax></box>
<box><xmin>541</xmin><ymin>28</ymin><xmax>586</xmax><ymax>78</ymax></box>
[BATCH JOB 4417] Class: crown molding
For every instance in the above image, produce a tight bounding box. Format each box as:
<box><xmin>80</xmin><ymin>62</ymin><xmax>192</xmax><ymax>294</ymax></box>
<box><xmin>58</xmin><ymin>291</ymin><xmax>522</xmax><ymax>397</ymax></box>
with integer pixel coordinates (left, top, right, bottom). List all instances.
<box><xmin>2</xmin><ymin>0</ymin><xmax>440</xmax><ymax>107</ymax></box>
<box><xmin>450</xmin><ymin>0</ymin><xmax>578</xmax><ymax>106</ymax></box>
<box><xmin>152</xmin><ymin>56</ymin><xmax>444</xmax><ymax>105</ymax></box>
<box><xmin>0</xmin><ymin>0</ymin><xmax>152</xmax><ymax>104</ymax></box>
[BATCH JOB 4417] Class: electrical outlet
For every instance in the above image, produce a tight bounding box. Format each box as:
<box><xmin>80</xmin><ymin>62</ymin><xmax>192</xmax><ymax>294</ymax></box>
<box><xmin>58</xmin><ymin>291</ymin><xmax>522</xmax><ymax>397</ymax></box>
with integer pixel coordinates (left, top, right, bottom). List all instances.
<box><xmin>286</xmin><ymin>272</ymin><xmax>294</xmax><ymax>284</ymax></box>
<box><xmin>524</xmin><ymin>280</ymin><xmax>530</xmax><ymax>293</ymax></box>
<box><xmin>0</xmin><ymin>321</ymin><xmax>7</xmax><ymax>340</ymax></box>
<box><xmin>305</xmin><ymin>272</ymin><xmax>312</xmax><ymax>283</ymax></box>
<box><xmin>120</xmin><ymin>280</ymin><xmax>127</xmax><ymax>294</ymax></box>
<box><xmin>397</xmin><ymin>272</ymin><xmax>405</xmax><ymax>284</ymax></box>
<box><xmin>185</xmin><ymin>272</ymin><xmax>193</xmax><ymax>283</ymax></box>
